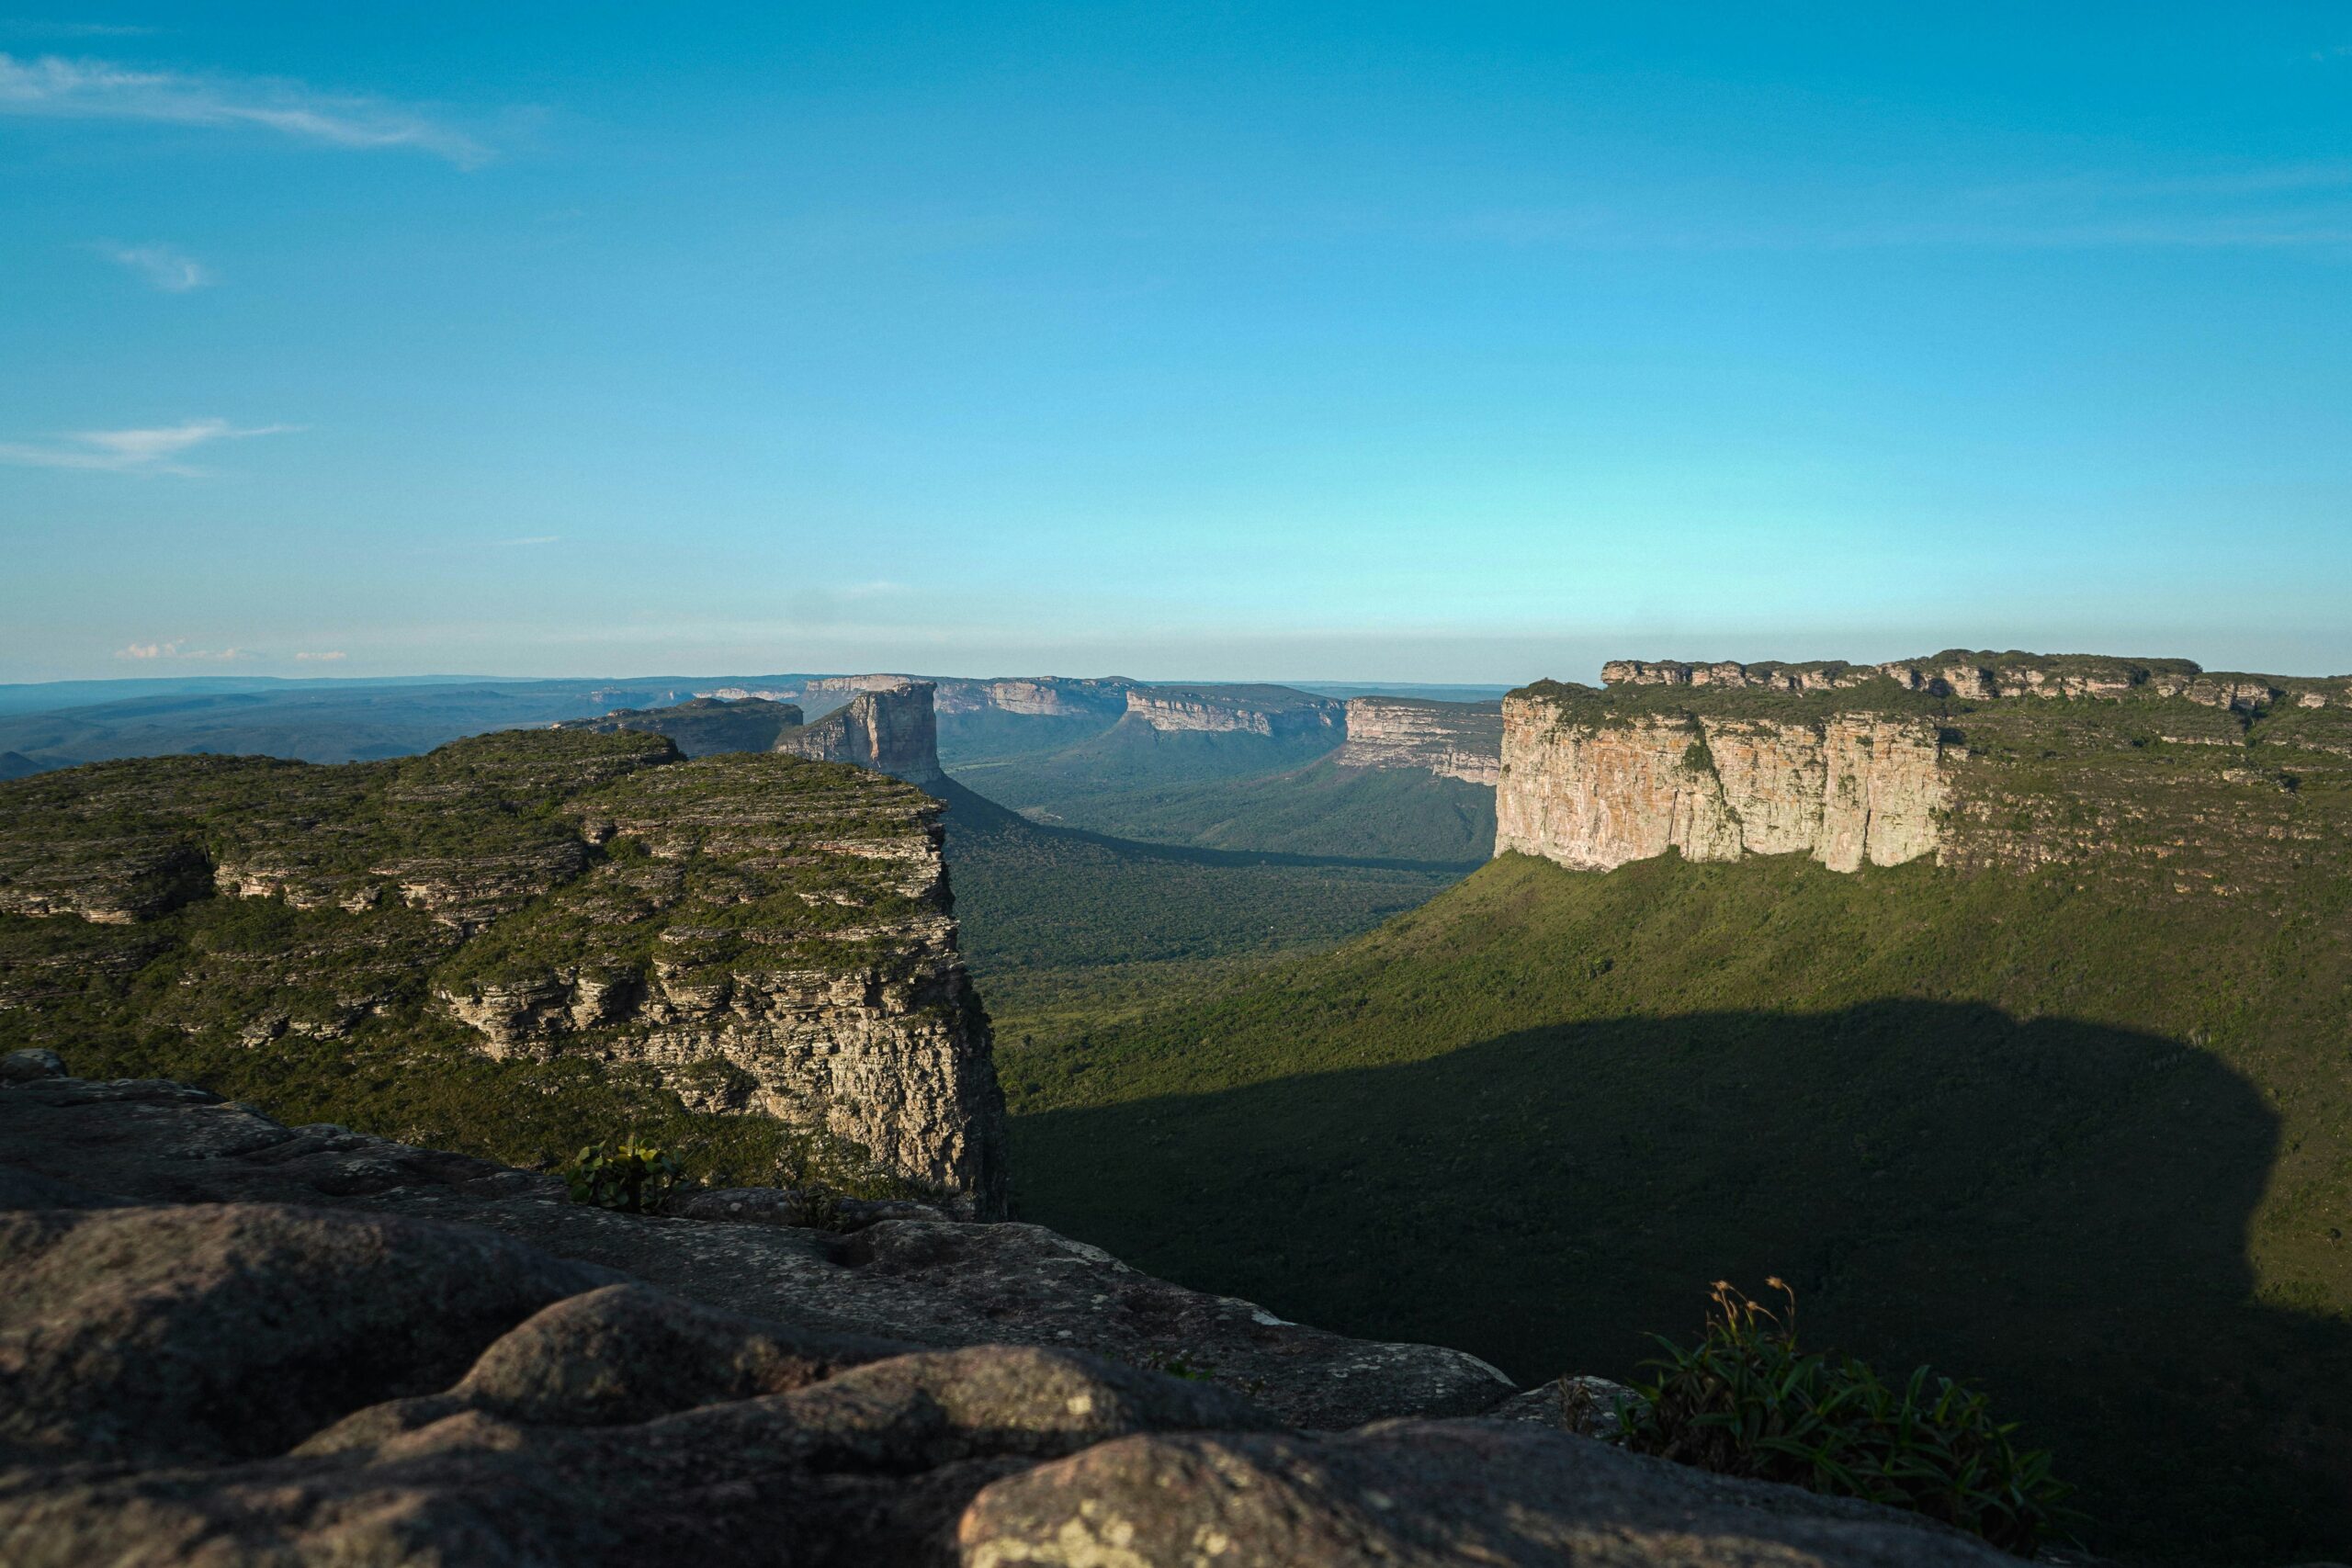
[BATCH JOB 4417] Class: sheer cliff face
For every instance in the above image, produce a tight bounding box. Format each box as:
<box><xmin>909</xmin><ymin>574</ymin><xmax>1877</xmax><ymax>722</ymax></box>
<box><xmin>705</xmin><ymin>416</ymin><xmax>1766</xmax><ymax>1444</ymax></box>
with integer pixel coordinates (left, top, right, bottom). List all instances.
<box><xmin>931</xmin><ymin>677</ymin><xmax>1136</xmax><ymax>718</ymax></box>
<box><xmin>1124</xmin><ymin>686</ymin><xmax>1343</xmax><ymax>738</ymax></box>
<box><xmin>775</xmin><ymin>683</ymin><xmax>945</xmax><ymax>787</ymax></box>
<box><xmin>0</xmin><ymin>732</ymin><xmax>1006</xmax><ymax>1213</ymax></box>
<box><xmin>1495</xmin><ymin>700</ymin><xmax>1947</xmax><ymax>874</ymax></box>
<box><xmin>1334</xmin><ymin>698</ymin><xmax>1503</xmax><ymax>785</ymax></box>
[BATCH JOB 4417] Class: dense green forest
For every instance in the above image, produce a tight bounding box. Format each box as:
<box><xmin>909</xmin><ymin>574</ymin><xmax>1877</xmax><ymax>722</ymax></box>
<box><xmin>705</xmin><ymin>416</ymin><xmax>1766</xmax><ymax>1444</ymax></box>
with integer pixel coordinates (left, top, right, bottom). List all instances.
<box><xmin>1001</xmin><ymin>850</ymin><xmax>2352</xmax><ymax>1566</ymax></box>
<box><xmin>976</xmin><ymin>753</ymin><xmax>1498</xmax><ymax>864</ymax></box>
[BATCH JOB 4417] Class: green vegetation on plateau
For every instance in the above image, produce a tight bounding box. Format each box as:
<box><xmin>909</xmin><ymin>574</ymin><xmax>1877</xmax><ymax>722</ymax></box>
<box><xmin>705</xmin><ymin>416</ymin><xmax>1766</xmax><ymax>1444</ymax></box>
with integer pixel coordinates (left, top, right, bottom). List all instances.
<box><xmin>0</xmin><ymin>730</ymin><xmax>939</xmax><ymax>1197</ymax></box>
<box><xmin>1004</xmin><ymin>843</ymin><xmax>2352</xmax><ymax>1565</ymax></box>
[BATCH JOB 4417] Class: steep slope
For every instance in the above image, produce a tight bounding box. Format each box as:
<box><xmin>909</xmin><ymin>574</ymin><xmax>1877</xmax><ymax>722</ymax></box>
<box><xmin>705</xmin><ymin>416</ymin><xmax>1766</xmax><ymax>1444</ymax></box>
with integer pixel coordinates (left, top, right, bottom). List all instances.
<box><xmin>1004</xmin><ymin>657</ymin><xmax>2352</xmax><ymax>1566</ymax></box>
<box><xmin>0</xmin><ymin>730</ymin><xmax>1005</xmax><ymax>1211</ymax></box>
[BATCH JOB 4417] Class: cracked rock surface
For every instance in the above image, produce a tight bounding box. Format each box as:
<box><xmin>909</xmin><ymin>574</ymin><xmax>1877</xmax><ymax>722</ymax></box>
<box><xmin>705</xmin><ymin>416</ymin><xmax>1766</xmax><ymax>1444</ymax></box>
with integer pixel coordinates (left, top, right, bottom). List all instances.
<box><xmin>1</xmin><ymin>1060</ymin><xmax>2020</xmax><ymax>1566</ymax></box>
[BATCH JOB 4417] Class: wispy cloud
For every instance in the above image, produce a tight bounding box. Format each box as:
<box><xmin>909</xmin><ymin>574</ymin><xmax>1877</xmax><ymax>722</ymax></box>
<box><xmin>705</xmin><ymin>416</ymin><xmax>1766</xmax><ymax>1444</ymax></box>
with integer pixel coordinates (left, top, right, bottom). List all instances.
<box><xmin>97</xmin><ymin>240</ymin><xmax>209</xmax><ymax>290</ymax></box>
<box><xmin>116</xmin><ymin>638</ymin><xmax>250</xmax><ymax>661</ymax></box>
<box><xmin>0</xmin><ymin>51</ymin><xmax>490</xmax><ymax>164</ymax></box>
<box><xmin>495</xmin><ymin>534</ymin><xmax>561</xmax><ymax>547</ymax></box>
<box><xmin>0</xmin><ymin>417</ymin><xmax>298</xmax><ymax>475</ymax></box>
<box><xmin>0</xmin><ymin>20</ymin><xmax>162</xmax><ymax>39</ymax></box>
<box><xmin>294</xmin><ymin>649</ymin><xmax>346</xmax><ymax>662</ymax></box>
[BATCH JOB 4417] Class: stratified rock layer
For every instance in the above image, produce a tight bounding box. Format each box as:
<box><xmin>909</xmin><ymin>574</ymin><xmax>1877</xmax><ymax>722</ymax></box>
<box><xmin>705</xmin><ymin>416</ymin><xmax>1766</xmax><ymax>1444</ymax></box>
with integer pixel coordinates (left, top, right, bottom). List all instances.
<box><xmin>0</xmin><ymin>729</ymin><xmax>1005</xmax><ymax>1210</ymax></box>
<box><xmin>1497</xmin><ymin>704</ymin><xmax>1945</xmax><ymax>874</ymax></box>
<box><xmin>1123</xmin><ymin>684</ymin><xmax>1344</xmax><ymax>738</ymax></box>
<box><xmin>778</xmin><ymin>682</ymin><xmax>947</xmax><ymax>785</ymax></box>
<box><xmin>1333</xmin><ymin>696</ymin><xmax>1504</xmax><ymax>785</ymax></box>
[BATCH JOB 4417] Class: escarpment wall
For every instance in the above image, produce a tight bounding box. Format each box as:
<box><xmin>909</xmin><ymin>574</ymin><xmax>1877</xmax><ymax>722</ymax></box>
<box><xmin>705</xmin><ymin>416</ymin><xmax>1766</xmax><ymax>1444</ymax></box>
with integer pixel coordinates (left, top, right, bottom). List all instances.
<box><xmin>1334</xmin><ymin>697</ymin><xmax>1503</xmax><ymax>785</ymax></box>
<box><xmin>1125</xmin><ymin>685</ymin><xmax>1344</xmax><ymax>738</ymax></box>
<box><xmin>1495</xmin><ymin>699</ymin><xmax>1946</xmax><ymax>874</ymax></box>
<box><xmin>1606</xmin><ymin>651</ymin><xmax>2350</xmax><ymax>712</ymax></box>
<box><xmin>776</xmin><ymin>683</ymin><xmax>945</xmax><ymax>786</ymax></box>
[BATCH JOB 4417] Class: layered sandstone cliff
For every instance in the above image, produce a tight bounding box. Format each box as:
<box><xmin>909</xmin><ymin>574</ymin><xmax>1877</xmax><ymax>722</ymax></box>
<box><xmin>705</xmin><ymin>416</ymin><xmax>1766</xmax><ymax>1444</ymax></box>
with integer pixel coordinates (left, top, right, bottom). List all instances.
<box><xmin>0</xmin><ymin>731</ymin><xmax>1005</xmax><ymax>1212</ymax></box>
<box><xmin>932</xmin><ymin>676</ymin><xmax>1136</xmax><ymax>718</ymax></box>
<box><xmin>1496</xmin><ymin>698</ymin><xmax>1946</xmax><ymax>874</ymax></box>
<box><xmin>1607</xmin><ymin>652</ymin><xmax>2348</xmax><ymax>711</ymax></box>
<box><xmin>775</xmin><ymin>682</ymin><xmax>945</xmax><ymax>786</ymax></box>
<box><xmin>1333</xmin><ymin>697</ymin><xmax>1504</xmax><ymax>785</ymax></box>
<box><xmin>1125</xmin><ymin>684</ymin><xmax>1344</xmax><ymax>738</ymax></box>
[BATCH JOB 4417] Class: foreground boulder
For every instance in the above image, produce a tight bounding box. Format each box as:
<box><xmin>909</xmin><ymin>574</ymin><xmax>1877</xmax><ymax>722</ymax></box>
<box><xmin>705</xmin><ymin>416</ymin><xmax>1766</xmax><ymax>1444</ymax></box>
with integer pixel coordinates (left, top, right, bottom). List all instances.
<box><xmin>0</xmin><ymin>1070</ymin><xmax>1513</xmax><ymax>1430</ymax></box>
<box><xmin>0</xmin><ymin>1064</ymin><xmax>2038</xmax><ymax>1565</ymax></box>
<box><xmin>958</xmin><ymin>1421</ymin><xmax>2010</xmax><ymax>1567</ymax></box>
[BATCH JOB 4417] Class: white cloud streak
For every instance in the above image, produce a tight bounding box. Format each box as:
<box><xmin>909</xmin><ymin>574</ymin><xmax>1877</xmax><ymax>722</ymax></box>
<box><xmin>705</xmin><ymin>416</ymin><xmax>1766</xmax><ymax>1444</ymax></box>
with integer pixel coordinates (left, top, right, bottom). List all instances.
<box><xmin>0</xmin><ymin>51</ymin><xmax>490</xmax><ymax>164</ymax></box>
<box><xmin>0</xmin><ymin>417</ymin><xmax>298</xmax><ymax>475</ymax></box>
<box><xmin>99</xmin><ymin>240</ymin><xmax>209</xmax><ymax>290</ymax></box>
<box><xmin>116</xmin><ymin>639</ymin><xmax>250</xmax><ymax>661</ymax></box>
<box><xmin>294</xmin><ymin>649</ymin><xmax>346</xmax><ymax>661</ymax></box>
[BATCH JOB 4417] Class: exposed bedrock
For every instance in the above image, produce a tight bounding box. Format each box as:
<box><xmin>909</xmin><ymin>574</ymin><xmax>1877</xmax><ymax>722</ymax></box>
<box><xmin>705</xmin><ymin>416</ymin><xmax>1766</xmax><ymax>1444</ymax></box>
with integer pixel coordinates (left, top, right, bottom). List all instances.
<box><xmin>1333</xmin><ymin>696</ymin><xmax>1504</xmax><ymax>785</ymax></box>
<box><xmin>1496</xmin><ymin>703</ymin><xmax>1946</xmax><ymax>874</ymax></box>
<box><xmin>1123</xmin><ymin>684</ymin><xmax>1344</xmax><ymax>738</ymax></box>
<box><xmin>0</xmin><ymin>1061</ymin><xmax>2011</xmax><ymax>1568</ymax></box>
<box><xmin>776</xmin><ymin>682</ymin><xmax>947</xmax><ymax>786</ymax></box>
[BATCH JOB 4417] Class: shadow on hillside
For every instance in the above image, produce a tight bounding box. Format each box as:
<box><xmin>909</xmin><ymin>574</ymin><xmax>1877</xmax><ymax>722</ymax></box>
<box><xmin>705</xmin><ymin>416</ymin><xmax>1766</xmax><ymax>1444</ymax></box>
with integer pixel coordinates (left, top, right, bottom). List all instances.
<box><xmin>1010</xmin><ymin>1000</ymin><xmax>2352</xmax><ymax>1565</ymax></box>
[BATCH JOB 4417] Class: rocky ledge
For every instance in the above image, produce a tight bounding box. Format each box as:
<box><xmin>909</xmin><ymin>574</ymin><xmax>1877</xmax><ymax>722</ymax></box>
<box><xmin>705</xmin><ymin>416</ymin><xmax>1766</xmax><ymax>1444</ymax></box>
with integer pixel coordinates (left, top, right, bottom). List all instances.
<box><xmin>0</xmin><ymin>729</ymin><xmax>1005</xmax><ymax>1210</ymax></box>
<box><xmin>0</xmin><ymin>1051</ymin><xmax>2017</xmax><ymax>1567</ymax></box>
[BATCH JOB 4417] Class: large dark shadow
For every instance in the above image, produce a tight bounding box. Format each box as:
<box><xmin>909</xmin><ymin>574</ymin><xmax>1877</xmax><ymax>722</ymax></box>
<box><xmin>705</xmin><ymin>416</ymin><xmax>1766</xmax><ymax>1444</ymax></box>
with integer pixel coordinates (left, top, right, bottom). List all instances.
<box><xmin>1011</xmin><ymin>1001</ymin><xmax>2352</xmax><ymax>1565</ymax></box>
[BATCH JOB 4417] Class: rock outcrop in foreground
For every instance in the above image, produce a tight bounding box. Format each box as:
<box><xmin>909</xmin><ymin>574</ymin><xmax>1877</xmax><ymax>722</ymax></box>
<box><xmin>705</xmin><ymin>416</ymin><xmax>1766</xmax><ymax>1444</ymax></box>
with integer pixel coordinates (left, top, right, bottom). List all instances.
<box><xmin>0</xmin><ymin>1055</ymin><xmax>2010</xmax><ymax>1567</ymax></box>
<box><xmin>1502</xmin><ymin>650</ymin><xmax>2352</xmax><ymax>885</ymax></box>
<box><xmin>0</xmin><ymin>729</ymin><xmax>1004</xmax><ymax>1210</ymax></box>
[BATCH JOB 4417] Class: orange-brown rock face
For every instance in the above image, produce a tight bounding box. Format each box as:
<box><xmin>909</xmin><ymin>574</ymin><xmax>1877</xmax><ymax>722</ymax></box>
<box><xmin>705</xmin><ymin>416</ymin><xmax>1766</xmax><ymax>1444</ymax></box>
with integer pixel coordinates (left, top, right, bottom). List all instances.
<box><xmin>1495</xmin><ymin>699</ymin><xmax>1947</xmax><ymax>874</ymax></box>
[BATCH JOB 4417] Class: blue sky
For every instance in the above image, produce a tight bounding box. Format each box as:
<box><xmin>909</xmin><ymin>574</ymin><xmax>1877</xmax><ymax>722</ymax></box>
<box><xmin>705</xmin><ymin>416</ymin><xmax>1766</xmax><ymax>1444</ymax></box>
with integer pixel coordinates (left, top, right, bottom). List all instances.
<box><xmin>3</xmin><ymin>4</ymin><xmax>2349</xmax><ymax>683</ymax></box>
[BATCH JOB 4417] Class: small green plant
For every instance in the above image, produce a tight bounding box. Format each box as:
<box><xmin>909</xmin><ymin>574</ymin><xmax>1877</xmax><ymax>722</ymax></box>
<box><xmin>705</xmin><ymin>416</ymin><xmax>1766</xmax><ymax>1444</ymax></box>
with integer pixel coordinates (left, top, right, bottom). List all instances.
<box><xmin>564</xmin><ymin>1137</ymin><xmax>684</xmax><ymax>1213</ymax></box>
<box><xmin>1617</xmin><ymin>1280</ymin><xmax>2078</xmax><ymax>1553</ymax></box>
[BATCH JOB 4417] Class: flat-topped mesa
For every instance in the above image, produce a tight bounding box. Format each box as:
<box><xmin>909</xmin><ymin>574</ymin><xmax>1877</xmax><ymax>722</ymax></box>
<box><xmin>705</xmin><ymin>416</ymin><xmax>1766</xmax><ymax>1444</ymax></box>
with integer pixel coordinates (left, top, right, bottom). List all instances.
<box><xmin>800</xmin><ymin>673</ymin><xmax>922</xmax><ymax>698</ymax></box>
<box><xmin>1497</xmin><ymin>698</ymin><xmax>1945</xmax><ymax>874</ymax></box>
<box><xmin>932</xmin><ymin>676</ymin><xmax>1138</xmax><ymax>718</ymax></box>
<box><xmin>560</xmin><ymin>697</ymin><xmax>804</xmax><ymax>757</ymax></box>
<box><xmin>1600</xmin><ymin>659</ymin><xmax>1879</xmax><ymax>694</ymax></box>
<box><xmin>0</xmin><ymin>730</ymin><xmax>1007</xmax><ymax>1213</ymax></box>
<box><xmin>1125</xmin><ymin>683</ymin><xmax>1345</xmax><ymax>738</ymax></box>
<box><xmin>1333</xmin><ymin>697</ymin><xmax>1504</xmax><ymax>785</ymax></box>
<box><xmin>775</xmin><ymin>682</ymin><xmax>945</xmax><ymax>787</ymax></box>
<box><xmin>1607</xmin><ymin>651</ymin><xmax>2349</xmax><ymax>713</ymax></box>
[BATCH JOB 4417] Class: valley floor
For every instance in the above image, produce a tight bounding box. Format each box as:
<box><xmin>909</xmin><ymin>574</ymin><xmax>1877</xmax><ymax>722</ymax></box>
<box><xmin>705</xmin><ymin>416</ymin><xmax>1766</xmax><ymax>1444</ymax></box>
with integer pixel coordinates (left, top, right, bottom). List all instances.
<box><xmin>993</xmin><ymin>851</ymin><xmax>2352</xmax><ymax>1568</ymax></box>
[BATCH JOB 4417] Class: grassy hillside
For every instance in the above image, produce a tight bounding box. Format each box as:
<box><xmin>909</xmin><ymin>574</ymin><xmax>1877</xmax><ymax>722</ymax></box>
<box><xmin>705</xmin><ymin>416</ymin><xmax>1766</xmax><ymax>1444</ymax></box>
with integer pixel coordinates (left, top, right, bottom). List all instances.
<box><xmin>994</xmin><ymin>755</ymin><xmax>1497</xmax><ymax>864</ymax></box>
<box><xmin>1003</xmin><ymin>851</ymin><xmax>2352</xmax><ymax>1565</ymax></box>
